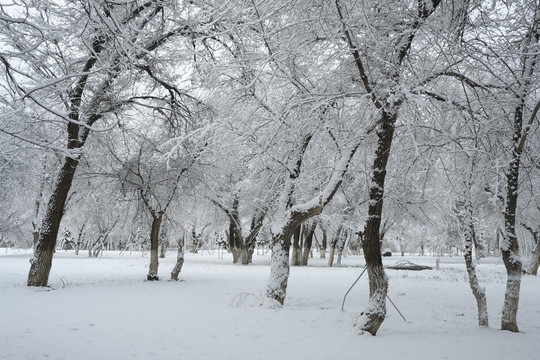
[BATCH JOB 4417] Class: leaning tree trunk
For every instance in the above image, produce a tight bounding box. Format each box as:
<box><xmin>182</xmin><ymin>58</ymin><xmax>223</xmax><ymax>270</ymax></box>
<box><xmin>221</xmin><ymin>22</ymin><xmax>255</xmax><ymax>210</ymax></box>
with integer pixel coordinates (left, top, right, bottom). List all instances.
<box><xmin>265</xmin><ymin>140</ymin><xmax>360</xmax><ymax>305</ymax></box>
<box><xmin>358</xmin><ymin>116</ymin><xmax>394</xmax><ymax>336</ymax></box>
<box><xmin>460</xmin><ymin>170</ymin><xmax>489</xmax><ymax>326</ymax></box>
<box><xmin>28</xmin><ymin>157</ymin><xmax>79</xmax><ymax>287</ymax></box>
<box><xmin>147</xmin><ymin>212</ymin><xmax>164</xmax><ymax>281</ymax></box>
<box><xmin>266</xmin><ymin>235</ymin><xmax>292</xmax><ymax>305</ymax></box>
<box><xmin>170</xmin><ymin>238</ymin><xmax>185</xmax><ymax>281</ymax></box>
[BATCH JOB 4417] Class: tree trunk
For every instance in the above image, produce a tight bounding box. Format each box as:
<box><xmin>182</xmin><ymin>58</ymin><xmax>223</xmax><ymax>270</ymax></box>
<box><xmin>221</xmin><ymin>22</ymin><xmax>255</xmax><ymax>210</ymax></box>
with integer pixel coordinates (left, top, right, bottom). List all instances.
<box><xmin>265</xmin><ymin>236</ymin><xmax>291</xmax><ymax>305</ymax></box>
<box><xmin>74</xmin><ymin>222</ymin><xmax>86</xmax><ymax>256</ymax></box>
<box><xmin>247</xmin><ymin>243</ymin><xmax>255</xmax><ymax>264</ymax></box>
<box><xmin>336</xmin><ymin>229</ymin><xmax>348</xmax><ymax>266</ymax></box>
<box><xmin>28</xmin><ymin>157</ymin><xmax>79</xmax><ymax>287</ymax></box>
<box><xmin>500</xmin><ymin>100</ymin><xmax>529</xmax><ymax>332</ymax></box>
<box><xmin>147</xmin><ymin>213</ymin><xmax>163</xmax><ymax>281</ymax></box>
<box><xmin>170</xmin><ymin>238</ymin><xmax>185</xmax><ymax>281</ymax></box>
<box><xmin>291</xmin><ymin>225</ymin><xmax>302</xmax><ymax>266</ymax></box>
<box><xmin>526</xmin><ymin>242</ymin><xmax>540</xmax><ymax>275</ymax></box>
<box><xmin>320</xmin><ymin>227</ymin><xmax>327</xmax><ymax>259</ymax></box>
<box><xmin>301</xmin><ymin>222</ymin><xmax>316</xmax><ymax>266</ymax></box>
<box><xmin>521</xmin><ymin>223</ymin><xmax>540</xmax><ymax>276</ymax></box>
<box><xmin>460</xmin><ymin>171</ymin><xmax>489</xmax><ymax>326</ymax></box>
<box><xmin>358</xmin><ymin>116</ymin><xmax>394</xmax><ymax>336</ymax></box>
<box><xmin>160</xmin><ymin>243</ymin><xmax>166</xmax><ymax>258</ymax></box>
<box><xmin>240</xmin><ymin>244</ymin><xmax>249</xmax><ymax>265</ymax></box>
<box><xmin>501</xmin><ymin>158</ymin><xmax>522</xmax><ymax>332</ymax></box>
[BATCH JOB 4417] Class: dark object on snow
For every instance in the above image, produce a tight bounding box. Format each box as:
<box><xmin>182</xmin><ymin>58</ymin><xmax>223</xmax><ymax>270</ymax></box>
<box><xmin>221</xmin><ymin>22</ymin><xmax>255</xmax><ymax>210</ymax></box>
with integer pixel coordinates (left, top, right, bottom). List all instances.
<box><xmin>386</xmin><ymin>260</ymin><xmax>433</xmax><ymax>271</ymax></box>
<box><xmin>382</xmin><ymin>248</ymin><xmax>392</xmax><ymax>257</ymax></box>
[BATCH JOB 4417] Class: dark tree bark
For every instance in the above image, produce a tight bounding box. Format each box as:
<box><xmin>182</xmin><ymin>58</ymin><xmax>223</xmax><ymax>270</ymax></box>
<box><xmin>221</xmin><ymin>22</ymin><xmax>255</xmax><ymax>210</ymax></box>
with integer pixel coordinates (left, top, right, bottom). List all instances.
<box><xmin>28</xmin><ymin>157</ymin><xmax>79</xmax><ymax>286</ymax></box>
<box><xmin>301</xmin><ymin>221</ymin><xmax>317</xmax><ymax>266</ymax></box>
<box><xmin>291</xmin><ymin>225</ymin><xmax>302</xmax><ymax>266</ymax></box>
<box><xmin>213</xmin><ymin>196</ymin><xmax>266</xmax><ymax>265</ymax></box>
<box><xmin>359</xmin><ymin>116</ymin><xmax>394</xmax><ymax>335</ymax></box>
<box><xmin>147</xmin><ymin>213</ymin><xmax>164</xmax><ymax>281</ymax></box>
<box><xmin>335</xmin><ymin>0</ymin><xmax>442</xmax><ymax>335</ymax></box>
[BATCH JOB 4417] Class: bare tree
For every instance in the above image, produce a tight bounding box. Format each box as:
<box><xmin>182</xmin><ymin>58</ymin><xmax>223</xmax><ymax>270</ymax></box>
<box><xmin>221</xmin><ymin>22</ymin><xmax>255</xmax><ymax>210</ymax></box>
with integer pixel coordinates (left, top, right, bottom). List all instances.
<box><xmin>334</xmin><ymin>0</ymin><xmax>442</xmax><ymax>335</ymax></box>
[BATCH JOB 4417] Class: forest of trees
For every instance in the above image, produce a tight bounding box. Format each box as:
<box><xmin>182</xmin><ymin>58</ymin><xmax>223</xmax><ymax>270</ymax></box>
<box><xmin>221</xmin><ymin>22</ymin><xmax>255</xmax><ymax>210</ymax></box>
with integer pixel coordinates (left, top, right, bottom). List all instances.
<box><xmin>1</xmin><ymin>0</ymin><xmax>539</xmax><ymax>335</ymax></box>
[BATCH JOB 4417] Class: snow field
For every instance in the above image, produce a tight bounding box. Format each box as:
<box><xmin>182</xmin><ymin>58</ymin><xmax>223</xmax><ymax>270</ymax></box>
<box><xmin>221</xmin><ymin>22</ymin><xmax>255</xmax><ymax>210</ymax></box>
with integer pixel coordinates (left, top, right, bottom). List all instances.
<box><xmin>1</xmin><ymin>250</ymin><xmax>539</xmax><ymax>360</ymax></box>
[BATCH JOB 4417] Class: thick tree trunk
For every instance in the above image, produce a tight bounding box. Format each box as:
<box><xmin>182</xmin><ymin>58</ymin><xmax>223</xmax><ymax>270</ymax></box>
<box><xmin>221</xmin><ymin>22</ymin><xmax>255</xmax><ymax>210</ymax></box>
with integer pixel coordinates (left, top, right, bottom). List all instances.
<box><xmin>147</xmin><ymin>213</ymin><xmax>163</xmax><ymax>281</ymax></box>
<box><xmin>247</xmin><ymin>243</ymin><xmax>255</xmax><ymax>264</ymax></box>
<box><xmin>28</xmin><ymin>157</ymin><xmax>79</xmax><ymax>287</ymax></box>
<box><xmin>360</xmin><ymin>258</ymin><xmax>388</xmax><ymax>335</ymax></box>
<box><xmin>358</xmin><ymin>116</ymin><xmax>394</xmax><ymax>336</ymax></box>
<box><xmin>170</xmin><ymin>239</ymin><xmax>185</xmax><ymax>281</ymax></box>
<box><xmin>240</xmin><ymin>244</ymin><xmax>249</xmax><ymax>265</ymax></box>
<box><xmin>266</xmin><ymin>237</ymin><xmax>291</xmax><ymax>305</ymax></box>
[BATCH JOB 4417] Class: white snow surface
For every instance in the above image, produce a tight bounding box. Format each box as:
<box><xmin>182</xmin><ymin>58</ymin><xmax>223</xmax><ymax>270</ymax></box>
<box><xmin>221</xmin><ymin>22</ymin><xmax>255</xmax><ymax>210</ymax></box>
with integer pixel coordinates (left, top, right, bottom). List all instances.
<box><xmin>1</xmin><ymin>250</ymin><xmax>539</xmax><ymax>360</ymax></box>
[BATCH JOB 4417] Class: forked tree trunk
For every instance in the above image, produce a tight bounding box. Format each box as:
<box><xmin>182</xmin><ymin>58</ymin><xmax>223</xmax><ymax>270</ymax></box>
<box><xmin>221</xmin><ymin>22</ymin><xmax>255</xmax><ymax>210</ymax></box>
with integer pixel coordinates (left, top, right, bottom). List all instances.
<box><xmin>147</xmin><ymin>213</ymin><xmax>163</xmax><ymax>281</ymax></box>
<box><xmin>28</xmin><ymin>157</ymin><xmax>79</xmax><ymax>287</ymax></box>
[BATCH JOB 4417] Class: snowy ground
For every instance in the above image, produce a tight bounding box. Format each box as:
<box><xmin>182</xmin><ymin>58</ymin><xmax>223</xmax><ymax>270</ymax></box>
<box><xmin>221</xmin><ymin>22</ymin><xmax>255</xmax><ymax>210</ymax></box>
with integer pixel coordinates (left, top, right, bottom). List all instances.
<box><xmin>1</xmin><ymin>249</ymin><xmax>539</xmax><ymax>360</ymax></box>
